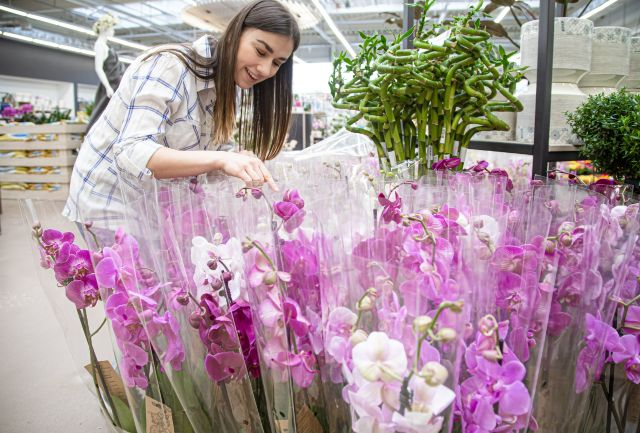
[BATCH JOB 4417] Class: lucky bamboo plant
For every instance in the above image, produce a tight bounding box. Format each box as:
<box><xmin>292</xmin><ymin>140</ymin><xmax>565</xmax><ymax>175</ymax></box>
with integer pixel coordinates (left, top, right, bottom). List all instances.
<box><xmin>329</xmin><ymin>0</ymin><xmax>525</xmax><ymax>171</ymax></box>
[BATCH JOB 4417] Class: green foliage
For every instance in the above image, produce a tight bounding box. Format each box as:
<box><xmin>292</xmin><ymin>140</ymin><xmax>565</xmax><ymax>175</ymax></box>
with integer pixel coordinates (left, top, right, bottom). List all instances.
<box><xmin>330</xmin><ymin>0</ymin><xmax>525</xmax><ymax>171</ymax></box>
<box><xmin>20</xmin><ymin>107</ymin><xmax>72</xmax><ymax>124</ymax></box>
<box><xmin>566</xmin><ymin>90</ymin><xmax>640</xmax><ymax>181</ymax></box>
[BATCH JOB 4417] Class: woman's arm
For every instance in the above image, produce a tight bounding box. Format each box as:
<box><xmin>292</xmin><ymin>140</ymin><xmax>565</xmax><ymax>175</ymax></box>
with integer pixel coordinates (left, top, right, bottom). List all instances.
<box><xmin>148</xmin><ymin>147</ymin><xmax>278</xmax><ymax>190</ymax></box>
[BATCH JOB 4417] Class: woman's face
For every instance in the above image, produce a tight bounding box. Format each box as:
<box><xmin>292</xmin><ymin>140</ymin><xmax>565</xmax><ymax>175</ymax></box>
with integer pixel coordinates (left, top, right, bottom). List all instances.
<box><xmin>235</xmin><ymin>28</ymin><xmax>294</xmax><ymax>89</ymax></box>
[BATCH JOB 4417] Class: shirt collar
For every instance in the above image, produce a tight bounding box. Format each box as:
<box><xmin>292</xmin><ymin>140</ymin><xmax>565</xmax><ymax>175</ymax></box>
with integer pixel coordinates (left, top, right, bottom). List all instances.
<box><xmin>192</xmin><ymin>35</ymin><xmax>216</xmax><ymax>93</ymax></box>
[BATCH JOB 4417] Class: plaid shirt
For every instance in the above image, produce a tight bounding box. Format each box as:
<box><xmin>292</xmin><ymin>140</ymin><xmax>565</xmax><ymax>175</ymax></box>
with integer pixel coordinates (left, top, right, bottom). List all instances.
<box><xmin>64</xmin><ymin>35</ymin><xmax>218</xmax><ymax>229</ymax></box>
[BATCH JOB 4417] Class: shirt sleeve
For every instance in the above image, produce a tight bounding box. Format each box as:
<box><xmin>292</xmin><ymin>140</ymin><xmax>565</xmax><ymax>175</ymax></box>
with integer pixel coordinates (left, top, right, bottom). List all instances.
<box><xmin>113</xmin><ymin>53</ymin><xmax>189</xmax><ymax>181</ymax></box>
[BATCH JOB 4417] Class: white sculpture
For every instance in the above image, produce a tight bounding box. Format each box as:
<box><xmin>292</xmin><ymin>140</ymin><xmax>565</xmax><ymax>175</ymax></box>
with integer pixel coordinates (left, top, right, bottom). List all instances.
<box><xmin>87</xmin><ymin>14</ymin><xmax>126</xmax><ymax>130</ymax></box>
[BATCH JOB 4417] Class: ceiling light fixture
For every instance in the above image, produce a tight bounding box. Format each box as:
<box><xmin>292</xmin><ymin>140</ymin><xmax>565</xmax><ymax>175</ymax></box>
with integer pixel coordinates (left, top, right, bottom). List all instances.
<box><xmin>308</xmin><ymin>0</ymin><xmax>356</xmax><ymax>57</ymax></box>
<box><xmin>0</xmin><ymin>4</ymin><xmax>148</xmax><ymax>50</ymax></box>
<box><xmin>581</xmin><ymin>0</ymin><xmax>622</xmax><ymax>19</ymax></box>
<box><xmin>0</xmin><ymin>30</ymin><xmax>135</xmax><ymax>63</ymax></box>
<box><xmin>494</xmin><ymin>7</ymin><xmax>510</xmax><ymax>24</ymax></box>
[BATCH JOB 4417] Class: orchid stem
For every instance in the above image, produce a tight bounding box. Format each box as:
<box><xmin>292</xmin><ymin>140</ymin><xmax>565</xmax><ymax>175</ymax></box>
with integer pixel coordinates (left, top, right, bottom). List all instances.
<box><xmin>599</xmin><ymin>380</ymin><xmax>624</xmax><ymax>433</ymax></box>
<box><xmin>90</xmin><ymin>318</ymin><xmax>107</xmax><ymax>338</ymax></box>
<box><xmin>77</xmin><ymin>309</ymin><xmax>119</xmax><ymax>427</ymax></box>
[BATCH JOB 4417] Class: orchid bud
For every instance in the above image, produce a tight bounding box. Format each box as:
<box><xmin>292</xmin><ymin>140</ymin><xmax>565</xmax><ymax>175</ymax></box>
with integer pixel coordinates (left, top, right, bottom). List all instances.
<box><xmin>436</xmin><ymin>327</ymin><xmax>457</xmax><ymax>342</ymax></box>
<box><xmin>350</xmin><ymin>329</ymin><xmax>368</xmax><ymax>346</ymax></box>
<box><xmin>84</xmin><ymin>221</ymin><xmax>93</xmax><ymax>229</ymax></box>
<box><xmin>32</xmin><ymin>221</ymin><xmax>41</xmax><ymax>230</ymax></box>
<box><xmin>419</xmin><ymin>361</ymin><xmax>449</xmax><ymax>387</ymax></box>
<box><xmin>473</xmin><ymin>219</ymin><xmax>484</xmax><ymax>229</ymax></box>
<box><xmin>366</xmin><ymin>287</ymin><xmax>378</xmax><ymax>298</ymax></box>
<box><xmin>207</xmin><ymin>259</ymin><xmax>218</xmax><ymax>271</ymax></box>
<box><xmin>176</xmin><ymin>293</ymin><xmax>190</xmax><ymax>306</ymax></box>
<box><xmin>210</xmin><ymin>277</ymin><xmax>223</xmax><ymax>291</ymax></box>
<box><xmin>413</xmin><ymin>316</ymin><xmax>433</xmax><ymax>334</ymax></box>
<box><xmin>402</xmin><ymin>219</ymin><xmax>411</xmax><ymax>227</ymax></box>
<box><xmin>188</xmin><ymin>311</ymin><xmax>203</xmax><ymax>329</ymax></box>
<box><xmin>559</xmin><ymin>232</ymin><xmax>573</xmax><ymax>247</ymax></box>
<box><xmin>409</xmin><ymin>181</ymin><xmax>418</xmax><ymax>190</ymax></box>
<box><xmin>263</xmin><ymin>271</ymin><xmax>278</xmax><ymax>286</ymax></box>
<box><xmin>479</xmin><ymin>315</ymin><xmax>498</xmax><ymax>336</ymax></box>
<box><xmin>222</xmin><ymin>271</ymin><xmax>233</xmax><ymax>282</ymax></box>
<box><xmin>242</xmin><ymin>240</ymin><xmax>253</xmax><ymax>253</ymax></box>
<box><xmin>357</xmin><ymin>295</ymin><xmax>374</xmax><ymax>311</ymax></box>
<box><xmin>251</xmin><ymin>188</ymin><xmax>263</xmax><ymax>199</ymax></box>
<box><xmin>544</xmin><ymin>239</ymin><xmax>556</xmax><ymax>254</ymax></box>
<box><xmin>212</xmin><ymin>233</ymin><xmax>223</xmax><ymax>245</ymax></box>
<box><xmin>481</xmin><ymin>349</ymin><xmax>502</xmax><ymax>361</ymax></box>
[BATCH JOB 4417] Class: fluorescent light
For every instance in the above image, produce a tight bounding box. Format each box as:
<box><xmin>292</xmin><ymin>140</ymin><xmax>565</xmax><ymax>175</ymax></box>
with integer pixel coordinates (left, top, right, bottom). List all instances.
<box><xmin>494</xmin><ymin>7</ymin><xmax>510</xmax><ymax>24</ymax></box>
<box><xmin>0</xmin><ymin>30</ymin><xmax>95</xmax><ymax>56</ymax></box>
<box><xmin>308</xmin><ymin>0</ymin><xmax>356</xmax><ymax>57</ymax></box>
<box><xmin>293</xmin><ymin>56</ymin><xmax>306</xmax><ymax>64</ymax></box>
<box><xmin>0</xmin><ymin>4</ymin><xmax>149</xmax><ymax>51</ymax></box>
<box><xmin>582</xmin><ymin>0</ymin><xmax>622</xmax><ymax>19</ymax></box>
<box><xmin>0</xmin><ymin>30</ymin><xmax>136</xmax><ymax>63</ymax></box>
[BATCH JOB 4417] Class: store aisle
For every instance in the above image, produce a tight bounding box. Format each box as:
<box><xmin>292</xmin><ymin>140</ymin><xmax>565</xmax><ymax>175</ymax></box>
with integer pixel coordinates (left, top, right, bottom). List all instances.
<box><xmin>0</xmin><ymin>200</ymin><xmax>110</xmax><ymax>432</ymax></box>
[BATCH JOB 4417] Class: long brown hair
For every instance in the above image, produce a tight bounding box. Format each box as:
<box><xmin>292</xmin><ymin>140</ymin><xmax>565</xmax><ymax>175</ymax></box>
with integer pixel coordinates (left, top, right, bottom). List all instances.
<box><xmin>143</xmin><ymin>0</ymin><xmax>300</xmax><ymax>160</ymax></box>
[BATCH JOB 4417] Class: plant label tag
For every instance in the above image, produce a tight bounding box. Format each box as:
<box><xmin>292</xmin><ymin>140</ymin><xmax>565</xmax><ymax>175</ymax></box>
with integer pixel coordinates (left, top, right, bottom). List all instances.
<box><xmin>428</xmin><ymin>29</ymin><xmax>452</xmax><ymax>47</ymax></box>
<box><xmin>145</xmin><ymin>395</ymin><xmax>174</xmax><ymax>433</ymax></box>
<box><xmin>84</xmin><ymin>360</ymin><xmax>128</xmax><ymax>403</ymax></box>
<box><xmin>275</xmin><ymin>419</ymin><xmax>290</xmax><ymax>433</ymax></box>
<box><xmin>296</xmin><ymin>405</ymin><xmax>323</xmax><ymax>433</ymax></box>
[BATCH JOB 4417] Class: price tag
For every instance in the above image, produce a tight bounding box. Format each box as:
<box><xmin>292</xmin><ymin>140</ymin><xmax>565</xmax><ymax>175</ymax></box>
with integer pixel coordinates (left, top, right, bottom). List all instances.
<box><xmin>145</xmin><ymin>396</ymin><xmax>174</xmax><ymax>433</ymax></box>
<box><xmin>84</xmin><ymin>360</ymin><xmax>128</xmax><ymax>403</ymax></box>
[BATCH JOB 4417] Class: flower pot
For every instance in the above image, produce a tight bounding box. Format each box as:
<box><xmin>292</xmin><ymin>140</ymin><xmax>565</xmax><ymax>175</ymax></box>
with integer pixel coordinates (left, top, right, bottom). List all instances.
<box><xmin>521</xmin><ymin>18</ymin><xmax>594</xmax><ymax>84</ymax></box>
<box><xmin>516</xmin><ymin>82</ymin><xmax>586</xmax><ymax>146</ymax></box>
<box><xmin>580</xmin><ymin>27</ymin><xmax>632</xmax><ymax>90</ymax></box>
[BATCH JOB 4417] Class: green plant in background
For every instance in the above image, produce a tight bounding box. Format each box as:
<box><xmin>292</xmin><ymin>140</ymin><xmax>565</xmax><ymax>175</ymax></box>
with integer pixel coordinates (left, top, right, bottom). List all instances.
<box><xmin>329</xmin><ymin>0</ymin><xmax>525</xmax><ymax>172</ymax></box>
<box><xmin>566</xmin><ymin>89</ymin><xmax>640</xmax><ymax>182</ymax></box>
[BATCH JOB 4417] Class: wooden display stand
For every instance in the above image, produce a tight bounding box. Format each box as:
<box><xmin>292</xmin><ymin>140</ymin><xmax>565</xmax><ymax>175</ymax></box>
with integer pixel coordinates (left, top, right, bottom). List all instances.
<box><xmin>0</xmin><ymin>123</ymin><xmax>85</xmax><ymax>200</ymax></box>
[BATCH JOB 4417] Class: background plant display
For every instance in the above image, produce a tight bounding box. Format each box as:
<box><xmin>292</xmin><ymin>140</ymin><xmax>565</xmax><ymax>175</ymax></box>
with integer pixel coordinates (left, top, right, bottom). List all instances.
<box><xmin>329</xmin><ymin>0</ymin><xmax>525</xmax><ymax>172</ymax></box>
<box><xmin>566</xmin><ymin>89</ymin><xmax>640</xmax><ymax>183</ymax></box>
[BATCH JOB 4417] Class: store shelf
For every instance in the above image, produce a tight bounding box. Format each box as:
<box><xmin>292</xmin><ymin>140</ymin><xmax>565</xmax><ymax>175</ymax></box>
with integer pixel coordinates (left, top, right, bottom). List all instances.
<box><xmin>0</xmin><ymin>171</ymin><xmax>71</xmax><ymax>183</ymax></box>
<box><xmin>469</xmin><ymin>139</ymin><xmax>584</xmax><ymax>162</ymax></box>
<box><xmin>0</xmin><ymin>136</ymin><xmax>81</xmax><ymax>150</ymax></box>
<box><xmin>1</xmin><ymin>186</ymin><xmax>69</xmax><ymax>200</ymax></box>
<box><xmin>0</xmin><ymin>153</ymin><xmax>76</xmax><ymax>167</ymax></box>
<box><xmin>0</xmin><ymin>123</ymin><xmax>87</xmax><ymax>134</ymax></box>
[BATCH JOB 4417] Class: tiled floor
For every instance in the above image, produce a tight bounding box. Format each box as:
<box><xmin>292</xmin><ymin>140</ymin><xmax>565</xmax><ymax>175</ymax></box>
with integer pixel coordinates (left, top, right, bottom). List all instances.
<box><xmin>0</xmin><ymin>199</ymin><xmax>110</xmax><ymax>432</ymax></box>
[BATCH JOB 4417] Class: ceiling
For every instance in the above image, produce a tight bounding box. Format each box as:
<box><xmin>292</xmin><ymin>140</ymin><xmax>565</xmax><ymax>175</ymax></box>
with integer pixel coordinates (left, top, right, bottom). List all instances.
<box><xmin>0</xmin><ymin>0</ymin><xmax>637</xmax><ymax>64</ymax></box>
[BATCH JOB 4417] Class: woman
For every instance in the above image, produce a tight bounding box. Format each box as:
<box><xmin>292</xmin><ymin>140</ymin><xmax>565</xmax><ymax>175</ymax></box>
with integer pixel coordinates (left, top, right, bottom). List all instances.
<box><xmin>64</xmin><ymin>0</ymin><xmax>300</xmax><ymax>228</ymax></box>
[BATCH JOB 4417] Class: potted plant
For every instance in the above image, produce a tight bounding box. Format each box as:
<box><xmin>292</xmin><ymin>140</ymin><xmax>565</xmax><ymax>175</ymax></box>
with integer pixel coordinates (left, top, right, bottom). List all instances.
<box><xmin>329</xmin><ymin>0</ymin><xmax>525</xmax><ymax>172</ymax></box>
<box><xmin>566</xmin><ymin>89</ymin><xmax>640</xmax><ymax>184</ymax></box>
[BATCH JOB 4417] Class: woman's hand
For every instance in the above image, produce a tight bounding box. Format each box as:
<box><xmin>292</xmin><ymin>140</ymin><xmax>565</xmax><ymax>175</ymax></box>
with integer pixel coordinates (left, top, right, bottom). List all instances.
<box><xmin>212</xmin><ymin>151</ymin><xmax>278</xmax><ymax>191</ymax></box>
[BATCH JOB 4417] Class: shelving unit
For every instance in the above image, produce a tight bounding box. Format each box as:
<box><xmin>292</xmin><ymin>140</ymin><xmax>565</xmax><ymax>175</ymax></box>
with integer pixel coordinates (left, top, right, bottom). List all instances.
<box><xmin>0</xmin><ymin>123</ymin><xmax>85</xmax><ymax>200</ymax></box>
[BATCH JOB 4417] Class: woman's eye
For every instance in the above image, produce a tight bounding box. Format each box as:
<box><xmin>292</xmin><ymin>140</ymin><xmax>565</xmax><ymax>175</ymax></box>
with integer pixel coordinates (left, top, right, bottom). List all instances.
<box><xmin>256</xmin><ymin>49</ymin><xmax>265</xmax><ymax>56</ymax></box>
<box><xmin>273</xmin><ymin>62</ymin><xmax>281</xmax><ymax>68</ymax></box>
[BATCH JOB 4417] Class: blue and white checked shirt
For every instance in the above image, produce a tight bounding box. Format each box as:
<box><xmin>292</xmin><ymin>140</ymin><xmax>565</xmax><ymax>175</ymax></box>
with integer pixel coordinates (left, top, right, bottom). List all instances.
<box><xmin>64</xmin><ymin>35</ymin><xmax>218</xmax><ymax>229</ymax></box>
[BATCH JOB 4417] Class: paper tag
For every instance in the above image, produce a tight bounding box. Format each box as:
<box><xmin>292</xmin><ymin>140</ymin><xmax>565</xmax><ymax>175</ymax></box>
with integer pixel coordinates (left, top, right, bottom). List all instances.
<box><xmin>296</xmin><ymin>405</ymin><xmax>323</xmax><ymax>433</ymax></box>
<box><xmin>145</xmin><ymin>396</ymin><xmax>174</xmax><ymax>433</ymax></box>
<box><xmin>428</xmin><ymin>29</ymin><xmax>452</xmax><ymax>47</ymax></box>
<box><xmin>84</xmin><ymin>360</ymin><xmax>128</xmax><ymax>403</ymax></box>
<box><xmin>275</xmin><ymin>419</ymin><xmax>290</xmax><ymax>433</ymax></box>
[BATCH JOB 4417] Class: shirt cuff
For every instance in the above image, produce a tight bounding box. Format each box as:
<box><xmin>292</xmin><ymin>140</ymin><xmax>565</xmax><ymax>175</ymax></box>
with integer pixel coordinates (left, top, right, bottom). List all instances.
<box><xmin>113</xmin><ymin>138</ymin><xmax>163</xmax><ymax>181</ymax></box>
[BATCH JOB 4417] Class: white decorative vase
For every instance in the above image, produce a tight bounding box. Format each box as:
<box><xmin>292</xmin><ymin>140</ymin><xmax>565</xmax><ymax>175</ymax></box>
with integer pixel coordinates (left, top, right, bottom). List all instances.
<box><xmin>517</xmin><ymin>18</ymin><xmax>593</xmax><ymax>147</ymax></box>
<box><xmin>521</xmin><ymin>18</ymin><xmax>594</xmax><ymax>84</ymax></box>
<box><xmin>621</xmin><ymin>36</ymin><xmax>640</xmax><ymax>92</ymax></box>
<box><xmin>580</xmin><ymin>26</ymin><xmax>631</xmax><ymax>95</ymax></box>
<box><xmin>516</xmin><ymin>83</ymin><xmax>585</xmax><ymax>146</ymax></box>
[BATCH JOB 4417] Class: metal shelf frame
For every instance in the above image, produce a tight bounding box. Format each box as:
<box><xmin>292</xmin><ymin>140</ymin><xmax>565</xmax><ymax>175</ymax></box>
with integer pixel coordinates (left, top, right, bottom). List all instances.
<box><xmin>402</xmin><ymin>0</ymin><xmax>580</xmax><ymax>177</ymax></box>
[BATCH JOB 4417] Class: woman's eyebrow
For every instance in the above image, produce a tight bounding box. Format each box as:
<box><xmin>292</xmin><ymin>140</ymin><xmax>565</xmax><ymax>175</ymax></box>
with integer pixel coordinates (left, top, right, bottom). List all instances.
<box><xmin>256</xmin><ymin>39</ymin><xmax>288</xmax><ymax>61</ymax></box>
